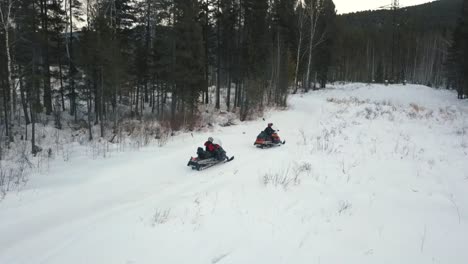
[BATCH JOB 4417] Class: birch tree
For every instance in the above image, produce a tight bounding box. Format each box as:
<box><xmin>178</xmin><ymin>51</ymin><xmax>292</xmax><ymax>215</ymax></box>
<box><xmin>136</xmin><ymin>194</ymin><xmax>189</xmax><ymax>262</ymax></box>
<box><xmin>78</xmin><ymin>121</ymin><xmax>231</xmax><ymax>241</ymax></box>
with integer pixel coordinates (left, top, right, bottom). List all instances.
<box><xmin>293</xmin><ymin>2</ymin><xmax>305</xmax><ymax>94</ymax></box>
<box><xmin>0</xmin><ymin>0</ymin><xmax>16</xmax><ymax>132</ymax></box>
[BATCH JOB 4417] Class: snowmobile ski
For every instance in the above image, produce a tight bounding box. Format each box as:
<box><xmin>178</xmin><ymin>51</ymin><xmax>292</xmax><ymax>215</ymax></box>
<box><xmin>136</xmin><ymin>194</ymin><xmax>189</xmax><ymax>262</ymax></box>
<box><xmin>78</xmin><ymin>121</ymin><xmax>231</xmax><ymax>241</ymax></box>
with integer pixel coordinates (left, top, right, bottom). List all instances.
<box><xmin>187</xmin><ymin>156</ymin><xmax>234</xmax><ymax>171</ymax></box>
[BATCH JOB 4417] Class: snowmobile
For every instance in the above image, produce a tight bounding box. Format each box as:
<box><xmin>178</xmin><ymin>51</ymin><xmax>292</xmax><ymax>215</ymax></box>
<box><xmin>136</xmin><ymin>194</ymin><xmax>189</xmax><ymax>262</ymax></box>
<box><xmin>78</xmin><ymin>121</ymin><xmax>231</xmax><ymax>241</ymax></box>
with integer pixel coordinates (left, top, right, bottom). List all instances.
<box><xmin>254</xmin><ymin>131</ymin><xmax>285</xmax><ymax>148</ymax></box>
<box><xmin>187</xmin><ymin>147</ymin><xmax>234</xmax><ymax>171</ymax></box>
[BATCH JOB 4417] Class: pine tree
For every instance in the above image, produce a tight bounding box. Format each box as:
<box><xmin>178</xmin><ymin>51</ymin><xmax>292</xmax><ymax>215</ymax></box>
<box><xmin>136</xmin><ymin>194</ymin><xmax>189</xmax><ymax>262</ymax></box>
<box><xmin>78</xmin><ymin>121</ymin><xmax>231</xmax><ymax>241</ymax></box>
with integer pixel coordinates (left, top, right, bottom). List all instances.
<box><xmin>315</xmin><ymin>0</ymin><xmax>336</xmax><ymax>89</ymax></box>
<box><xmin>240</xmin><ymin>0</ymin><xmax>269</xmax><ymax>119</ymax></box>
<box><xmin>14</xmin><ymin>0</ymin><xmax>43</xmax><ymax>154</ymax></box>
<box><xmin>49</xmin><ymin>0</ymin><xmax>67</xmax><ymax>114</ymax></box>
<box><xmin>271</xmin><ymin>0</ymin><xmax>295</xmax><ymax>105</ymax></box>
<box><xmin>172</xmin><ymin>0</ymin><xmax>205</xmax><ymax>122</ymax></box>
<box><xmin>375</xmin><ymin>60</ymin><xmax>385</xmax><ymax>83</ymax></box>
<box><xmin>66</xmin><ymin>0</ymin><xmax>84</xmax><ymax>119</ymax></box>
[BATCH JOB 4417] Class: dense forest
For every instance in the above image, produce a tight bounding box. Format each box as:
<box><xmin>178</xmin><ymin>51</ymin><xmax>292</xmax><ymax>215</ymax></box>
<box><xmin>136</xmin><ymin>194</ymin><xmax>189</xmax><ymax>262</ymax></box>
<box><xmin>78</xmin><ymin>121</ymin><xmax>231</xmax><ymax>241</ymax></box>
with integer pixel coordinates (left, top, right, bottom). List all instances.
<box><xmin>332</xmin><ymin>0</ymin><xmax>463</xmax><ymax>87</ymax></box>
<box><xmin>0</xmin><ymin>0</ymin><xmax>467</xmax><ymax>157</ymax></box>
<box><xmin>0</xmin><ymin>0</ymin><xmax>336</xmax><ymax>156</ymax></box>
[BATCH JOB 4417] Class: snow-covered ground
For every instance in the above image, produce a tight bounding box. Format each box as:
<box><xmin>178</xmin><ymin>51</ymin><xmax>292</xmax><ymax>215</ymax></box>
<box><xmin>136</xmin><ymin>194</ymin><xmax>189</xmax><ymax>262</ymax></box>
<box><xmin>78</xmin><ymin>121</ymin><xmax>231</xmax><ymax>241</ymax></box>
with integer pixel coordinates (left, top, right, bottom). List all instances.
<box><xmin>1</xmin><ymin>83</ymin><xmax>467</xmax><ymax>264</ymax></box>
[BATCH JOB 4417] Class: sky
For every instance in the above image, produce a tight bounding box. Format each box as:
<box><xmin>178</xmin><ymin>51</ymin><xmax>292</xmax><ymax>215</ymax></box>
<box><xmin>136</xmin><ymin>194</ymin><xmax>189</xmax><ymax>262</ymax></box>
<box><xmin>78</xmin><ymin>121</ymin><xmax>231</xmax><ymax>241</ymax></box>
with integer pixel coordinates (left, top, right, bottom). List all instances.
<box><xmin>333</xmin><ymin>0</ymin><xmax>435</xmax><ymax>14</ymax></box>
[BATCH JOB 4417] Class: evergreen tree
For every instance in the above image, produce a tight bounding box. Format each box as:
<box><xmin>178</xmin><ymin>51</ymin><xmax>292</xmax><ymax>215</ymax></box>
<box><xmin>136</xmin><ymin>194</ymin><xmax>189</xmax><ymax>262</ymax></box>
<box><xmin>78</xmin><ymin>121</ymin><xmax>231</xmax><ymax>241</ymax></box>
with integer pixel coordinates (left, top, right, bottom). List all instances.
<box><xmin>447</xmin><ymin>0</ymin><xmax>468</xmax><ymax>98</ymax></box>
<box><xmin>240</xmin><ymin>0</ymin><xmax>269</xmax><ymax>119</ymax></box>
<box><xmin>2</xmin><ymin>0</ymin><xmax>316</xmax><ymax>148</ymax></box>
<box><xmin>314</xmin><ymin>0</ymin><xmax>336</xmax><ymax>89</ymax></box>
<box><xmin>271</xmin><ymin>0</ymin><xmax>295</xmax><ymax>105</ymax></box>
<box><xmin>66</xmin><ymin>0</ymin><xmax>84</xmax><ymax>118</ymax></box>
<box><xmin>332</xmin><ymin>0</ymin><xmax>462</xmax><ymax>85</ymax></box>
<box><xmin>172</xmin><ymin>0</ymin><xmax>205</xmax><ymax>121</ymax></box>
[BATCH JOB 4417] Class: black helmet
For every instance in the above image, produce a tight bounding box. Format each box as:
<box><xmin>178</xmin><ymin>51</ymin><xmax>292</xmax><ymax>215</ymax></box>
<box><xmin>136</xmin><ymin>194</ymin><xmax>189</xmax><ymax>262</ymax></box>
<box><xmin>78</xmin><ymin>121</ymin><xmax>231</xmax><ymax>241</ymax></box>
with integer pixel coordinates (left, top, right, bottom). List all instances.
<box><xmin>268</xmin><ymin>123</ymin><xmax>273</xmax><ymax>127</ymax></box>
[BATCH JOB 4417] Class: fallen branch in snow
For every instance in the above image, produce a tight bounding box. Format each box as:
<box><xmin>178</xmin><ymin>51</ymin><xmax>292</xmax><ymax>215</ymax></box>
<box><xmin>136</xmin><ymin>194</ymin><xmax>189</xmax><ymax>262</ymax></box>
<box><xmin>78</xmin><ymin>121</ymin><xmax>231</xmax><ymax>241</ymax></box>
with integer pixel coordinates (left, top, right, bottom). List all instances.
<box><xmin>211</xmin><ymin>252</ymin><xmax>231</xmax><ymax>264</ymax></box>
<box><xmin>338</xmin><ymin>200</ymin><xmax>352</xmax><ymax>215</ymax></box>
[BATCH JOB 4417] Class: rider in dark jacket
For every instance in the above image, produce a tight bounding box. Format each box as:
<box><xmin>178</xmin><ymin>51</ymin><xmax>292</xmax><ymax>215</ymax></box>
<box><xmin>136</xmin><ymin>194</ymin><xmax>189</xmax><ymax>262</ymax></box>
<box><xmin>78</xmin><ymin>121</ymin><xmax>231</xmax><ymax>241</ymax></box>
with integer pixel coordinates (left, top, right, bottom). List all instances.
<box><xmin>264</xmin><ymin>123</ymin><xmax>275</xmax><ymax>138</ymax></box>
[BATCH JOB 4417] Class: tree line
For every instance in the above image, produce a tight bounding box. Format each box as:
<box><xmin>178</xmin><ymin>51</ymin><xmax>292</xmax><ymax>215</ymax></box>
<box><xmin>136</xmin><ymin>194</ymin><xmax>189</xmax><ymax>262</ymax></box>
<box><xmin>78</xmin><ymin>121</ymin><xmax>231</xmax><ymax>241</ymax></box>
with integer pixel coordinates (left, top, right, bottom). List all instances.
<box><xmin>0</xmin><ymin>0</ymin><xmax>336</xmax><ymax>155</ymax></box>
<box><xmin>2</xmin><ymin>0</ymin><xmax>465</xmax><ymax>158</ymax></box>
<box><xmin>447</xmin><ymin>0</ymin><xmax>468</xmax><ymax>98</ymax></box>
<box><xmin>331</xmin><ymin>0</ymin><xmax>463</xmax><ymax>87</ymax></box>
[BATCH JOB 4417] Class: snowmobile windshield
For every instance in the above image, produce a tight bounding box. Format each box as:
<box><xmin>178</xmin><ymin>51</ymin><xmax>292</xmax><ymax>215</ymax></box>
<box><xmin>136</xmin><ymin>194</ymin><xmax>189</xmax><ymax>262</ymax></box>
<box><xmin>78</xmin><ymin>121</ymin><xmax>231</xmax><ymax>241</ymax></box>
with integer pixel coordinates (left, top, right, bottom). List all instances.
<box><xmin>213</xmin><ymin>138</ymin><xmax>223</xmax><ymax>147</ymax></box>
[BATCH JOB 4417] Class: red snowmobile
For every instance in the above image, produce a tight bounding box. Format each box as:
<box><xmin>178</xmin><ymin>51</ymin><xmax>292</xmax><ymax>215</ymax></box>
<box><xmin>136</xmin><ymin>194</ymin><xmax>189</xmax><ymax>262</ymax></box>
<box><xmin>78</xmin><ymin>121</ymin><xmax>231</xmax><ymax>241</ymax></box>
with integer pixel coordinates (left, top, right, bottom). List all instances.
<box><xmin>254</xmin><ymin>131</ymin><xmax>285</xmax><ymax>149</ymax></box>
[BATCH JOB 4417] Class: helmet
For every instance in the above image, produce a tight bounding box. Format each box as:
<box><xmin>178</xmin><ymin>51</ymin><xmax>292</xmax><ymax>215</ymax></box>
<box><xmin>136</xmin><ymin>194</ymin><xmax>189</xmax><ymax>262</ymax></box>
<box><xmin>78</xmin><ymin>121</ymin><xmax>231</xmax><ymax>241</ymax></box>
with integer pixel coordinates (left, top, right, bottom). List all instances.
<box><xmin>268</xmin><ymin>123</ymin><xmax>273</xmax><ymax>127</ymax></box>
<box><xmin>208</xmin><ymin>137</ymin><xmax>214</xmax><ymax>142</ymax></box>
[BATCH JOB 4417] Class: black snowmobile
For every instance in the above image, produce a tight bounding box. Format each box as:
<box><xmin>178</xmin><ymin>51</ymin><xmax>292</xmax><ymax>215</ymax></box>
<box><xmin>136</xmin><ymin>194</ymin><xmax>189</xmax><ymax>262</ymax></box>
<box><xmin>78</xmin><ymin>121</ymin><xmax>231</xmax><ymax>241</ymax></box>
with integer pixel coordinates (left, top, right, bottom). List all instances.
<box><xmin>254</xmin><ymin>131</ymin><xmax>285</xmax><ymax>149</ymax></box>
<box><xmin>187</xmin><ymin>146</ymin><xmax>234</xmax><ymax>171</ymax></box>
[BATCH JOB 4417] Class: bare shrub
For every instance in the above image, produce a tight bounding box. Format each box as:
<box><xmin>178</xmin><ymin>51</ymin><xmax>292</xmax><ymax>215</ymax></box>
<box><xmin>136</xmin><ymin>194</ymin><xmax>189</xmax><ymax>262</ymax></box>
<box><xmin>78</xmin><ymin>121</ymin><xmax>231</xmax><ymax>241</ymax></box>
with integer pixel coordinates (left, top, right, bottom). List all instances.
<box><xmin>0</xmin><ymin>146</ymin><xmax>32</xmax><ymax>199</ymax></box>
<box><xmin>341</xmin><ymin>158</ymin><xmax>359</xmax><ymax>183</ymax></box>
<box><xmin>220</xmin><ymin>113</ymin><xmax>237</xmax><ymax>127</ymax></box>
<box><xmin>152</xmin><ymin>209</ymin><xmax>171</xmax><ymax>226</ymax></box>
<box><xmin>156</xmin><ymin>121</ymin><xmax>171</xmax><ymax>147</ymax></box>
<box><xmin>327</xmin><ymin>97</ymin><xmax>368</xmax><ymax>106</ymax></box>
<box><xmin>62</xmin><ymin>144</ymin><xmax>73</xmax><ymax>162</ymax></box>
<box><xmin>299</xmin><ymin>129</ymin><xmax>307</xmax><ymax>145</ymax></box>
<box><xmin>438</xmin><ymin>107</ymin><xmax>458</xmax><ymax>122</ymax></box>
<box><xmin>241</xmin><ymin>106</ymin><xmax>264</xmax><ymax>122</ymax></box>
<box><xmin>262</xmin><ymin>166</ymin><xmax>297</xmax><ymax>189</ymax></box>
<box><xmin>459</xmin><ymin>124</ymin><xmax>468</xmax><ymax>148</ymax></box>
<box><xmin>141</xmin><ymin>120</ymin><xmax>155</xmax><ymax>146</ymax></box>
<box><xmin>263</xmin><ymin>172</ymin><xmax>292</xmax><ymax>189</ymax></box>
<box><xmin>410</xmin><ymin>103</ymin><xmax>425</xmax><ymax>113</ymax></box>
<box><xmin>292</xmin><ymin>161</ymin><xmax>312</xmax><ymax>184</ymax></box>
<box><xmin>350</xmin><ymin>101</ymin><xmax>397</xmax><ymax>121</ymax></box>
<box><xmin>393</xmin><ymin>133</ymin><xmax>411</xmax><ymax>158</ymax></box>
<box><xmin>315</xmin><ymin>127</ymin><xmax>337</xmax><ymax>153</ymax></box>
<box><xmin>364</xmin><ymin>106</ymin><xmax>378</xmax><ymax>120</ymax></box>
<box><xmin>293</xmin><ymin>162</ymin><xmax>312</xmax><ymax>176</ymax></box>
<box><xmin>186</xmin><ymin>112</ymin><xmax>203</xmax><ymax>131</ymax></box>
<box><xmin>169</xmin><ymin>113</ymin><xmax>186</xmax><ymax>131</ymax></box>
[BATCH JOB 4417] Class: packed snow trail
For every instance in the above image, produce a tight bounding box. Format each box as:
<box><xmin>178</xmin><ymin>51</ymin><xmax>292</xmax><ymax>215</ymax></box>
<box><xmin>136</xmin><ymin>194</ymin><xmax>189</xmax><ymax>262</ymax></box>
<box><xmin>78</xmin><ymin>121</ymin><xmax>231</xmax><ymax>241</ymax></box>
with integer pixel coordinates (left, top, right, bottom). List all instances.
<box><xmin>1</xmin><ymin>84</ymin><xmax>468</xmax><ymax>264</ymax></box>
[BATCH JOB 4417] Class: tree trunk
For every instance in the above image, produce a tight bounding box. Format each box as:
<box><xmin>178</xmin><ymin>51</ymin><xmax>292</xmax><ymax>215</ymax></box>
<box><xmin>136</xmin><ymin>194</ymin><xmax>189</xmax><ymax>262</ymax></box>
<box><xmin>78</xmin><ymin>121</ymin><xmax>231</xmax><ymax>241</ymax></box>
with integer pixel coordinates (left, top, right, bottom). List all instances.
<box><xmin>305</xmin><ymin>2</ymin><xmax>318</xmax><ymax>92</ymax></box>
<box><xmin>294</xmin><ymin>8</ymin><xmax>304</xmax><ymax>94</ymax></box>
<box><xmin>87</xmin><ymin>80</ymin><xmax>93</xmax><ymax>141</ymax></box>
<box><xmin>68</xmin><ymin>0</ymin><xmax>76</xmax><ymax>120</ymax></box>
<box><xmin>215</xmin><ymin>0</ymin><xmax>221</xmax><ymax>110</ymax></box>
<box><xmin>2</xmin><ymin>82</ymin><xmax>10</xmax><ymax>140</ymax></box>
<box><xmin>135</xmin><ymin>83</ymin><xmax>140</xmax><ymax>117</ymax></box>
<box><xmin>293</xmin><ymin>24</ymin><xmax>303</xmax><ymax>94</ymax></box>
<box><xmin>234</xmin><ymin>81</ymin><xmax>238</xmax><ymax>108</ymax></box>
<box><xmin>31</xmin><ymin>50</ymin><xmax>37</xmax><ymax>155</ymax></box>
<box><xmin>40</xmin><ymin>0</ymin><xmax>53</xmax><ymax>115</ymax></box>
<box><xmin>226</xmin><ymin>71</ymin><xmax>231</xmax><ymax>110</ymax></box>
<box><xmin>100</xmin><ymin>68</ymin><xmax>105</xmax><ymax>138</ymax></box>
<box><xmin>19</xmin><ymin>73</ymin><xmax>31</xmax><ymax>125</ymax></box>
<box><xmin>0</xmin><ymin>0</ymin><xmax>15</xmax><ymax>124</ymax></box>
<box><xmin>58</xmin><ymin>46</ymin><xmax>66</xmax><ymax>111</ymax></box>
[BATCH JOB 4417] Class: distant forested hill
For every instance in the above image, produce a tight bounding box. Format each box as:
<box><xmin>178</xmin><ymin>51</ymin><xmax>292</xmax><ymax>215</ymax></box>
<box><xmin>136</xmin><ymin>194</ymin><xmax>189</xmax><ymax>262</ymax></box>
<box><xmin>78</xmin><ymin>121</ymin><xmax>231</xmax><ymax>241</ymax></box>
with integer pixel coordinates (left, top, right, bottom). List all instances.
<box><xmin>331</xmin><ymin>0</ymin><xmax>463</xmax><ymax>87</ymax></box>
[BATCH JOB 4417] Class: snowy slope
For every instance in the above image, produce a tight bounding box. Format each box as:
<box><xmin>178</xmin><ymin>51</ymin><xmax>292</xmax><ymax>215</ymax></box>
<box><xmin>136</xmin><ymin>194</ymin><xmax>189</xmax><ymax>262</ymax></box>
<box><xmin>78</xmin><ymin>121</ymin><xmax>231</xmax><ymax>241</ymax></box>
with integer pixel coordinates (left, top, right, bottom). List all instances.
<box><xmin>1</xmin><ymin>83</ymin><xmax>467</xmax><ymax>264</ymax></box>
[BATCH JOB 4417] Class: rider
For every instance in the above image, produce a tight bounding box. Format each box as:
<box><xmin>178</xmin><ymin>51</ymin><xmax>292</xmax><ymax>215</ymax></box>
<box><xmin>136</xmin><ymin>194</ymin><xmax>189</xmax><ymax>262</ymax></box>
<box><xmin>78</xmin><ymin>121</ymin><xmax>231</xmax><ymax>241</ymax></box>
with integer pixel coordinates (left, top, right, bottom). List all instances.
<box><xmin>264</xmin><ymin>123</ymin><xmax>276</xmax><ymax>141</ymax></box>
<box><xmin>204</xmin><ymin>137</ymin><xmax>218</xmax><ymax>154</ymax></box>
<box><xmin>204</xmin><ymin>137</ymin><xmax>227</xmax><ymax>161</ymax></box>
